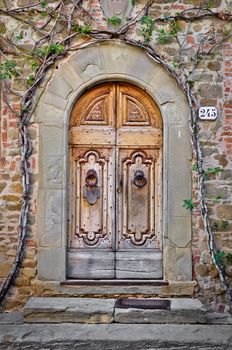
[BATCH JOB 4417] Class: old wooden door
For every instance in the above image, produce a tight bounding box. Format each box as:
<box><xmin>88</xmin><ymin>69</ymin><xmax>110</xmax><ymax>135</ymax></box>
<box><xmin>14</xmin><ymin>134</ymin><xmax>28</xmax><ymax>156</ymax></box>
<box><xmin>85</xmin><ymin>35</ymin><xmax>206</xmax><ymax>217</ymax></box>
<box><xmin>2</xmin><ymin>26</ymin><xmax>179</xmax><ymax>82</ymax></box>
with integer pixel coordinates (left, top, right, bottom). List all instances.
<box><xmin>68</xmin><ymin>82</ymin><xmax>163</xmax><ymax>279</ymax></box>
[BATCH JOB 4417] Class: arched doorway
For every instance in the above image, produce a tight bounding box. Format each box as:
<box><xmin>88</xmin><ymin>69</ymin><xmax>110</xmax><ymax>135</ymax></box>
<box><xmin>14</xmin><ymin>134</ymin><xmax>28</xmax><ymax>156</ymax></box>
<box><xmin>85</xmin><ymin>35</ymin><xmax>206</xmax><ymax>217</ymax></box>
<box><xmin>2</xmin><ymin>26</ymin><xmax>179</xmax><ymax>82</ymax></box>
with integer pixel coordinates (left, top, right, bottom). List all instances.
<box><xmin>36</xmin><ymin>41</ymin><xmax>192</xmax><ymax>289</ymax></box>
<box><xmin>67</xmin><ymin>82</ymin><xmax>163</xmax><ymax>279</ymax></box>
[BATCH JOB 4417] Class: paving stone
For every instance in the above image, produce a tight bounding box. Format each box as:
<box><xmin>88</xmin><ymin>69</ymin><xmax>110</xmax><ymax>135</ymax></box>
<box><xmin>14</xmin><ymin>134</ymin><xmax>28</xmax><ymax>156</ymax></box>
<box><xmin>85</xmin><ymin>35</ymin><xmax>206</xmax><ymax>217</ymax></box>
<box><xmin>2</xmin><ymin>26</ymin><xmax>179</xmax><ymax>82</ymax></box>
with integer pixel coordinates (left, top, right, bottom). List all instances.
<box><xmin>23</xmin><ymin>297</ymin><xmax>115</xmax><ymax>323</ymax></box>
<box><xmin>114</xmin><ymin>298</ymin><xmax>207</xmax><ymax>324</ymax></box>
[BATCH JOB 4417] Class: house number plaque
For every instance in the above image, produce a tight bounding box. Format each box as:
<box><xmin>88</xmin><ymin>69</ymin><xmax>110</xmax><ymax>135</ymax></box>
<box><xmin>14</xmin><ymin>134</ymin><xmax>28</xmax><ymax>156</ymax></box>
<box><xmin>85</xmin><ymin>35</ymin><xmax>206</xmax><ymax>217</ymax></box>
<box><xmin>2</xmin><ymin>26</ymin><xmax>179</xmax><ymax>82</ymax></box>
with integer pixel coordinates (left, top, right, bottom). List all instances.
<box><xmin>198</xmin><ymin>107</ymin><xmax>217</xmax><ymax>121</ymax></box>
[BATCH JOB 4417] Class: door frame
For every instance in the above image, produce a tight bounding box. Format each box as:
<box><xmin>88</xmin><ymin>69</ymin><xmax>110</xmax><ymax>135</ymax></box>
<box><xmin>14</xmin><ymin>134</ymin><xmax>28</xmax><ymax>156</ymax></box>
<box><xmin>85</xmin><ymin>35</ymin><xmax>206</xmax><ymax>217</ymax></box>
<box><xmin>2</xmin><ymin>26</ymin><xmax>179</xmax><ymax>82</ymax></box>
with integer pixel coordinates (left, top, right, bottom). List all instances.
<box><xmin>35</xmin><ymin>41</ymin><xmax>192</xmax><ymax>284</ymax></box>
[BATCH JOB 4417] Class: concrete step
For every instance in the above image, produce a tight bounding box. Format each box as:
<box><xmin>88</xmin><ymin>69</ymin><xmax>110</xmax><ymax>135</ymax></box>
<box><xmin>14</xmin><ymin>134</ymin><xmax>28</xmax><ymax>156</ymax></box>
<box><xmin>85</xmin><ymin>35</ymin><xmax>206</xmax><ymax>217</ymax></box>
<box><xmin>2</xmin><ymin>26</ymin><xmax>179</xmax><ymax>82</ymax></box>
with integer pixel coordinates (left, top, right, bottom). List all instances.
<box><xmin>23</xmin><ymin>297</ymin><xmax>207</xmax><ymax>324</ymax></box>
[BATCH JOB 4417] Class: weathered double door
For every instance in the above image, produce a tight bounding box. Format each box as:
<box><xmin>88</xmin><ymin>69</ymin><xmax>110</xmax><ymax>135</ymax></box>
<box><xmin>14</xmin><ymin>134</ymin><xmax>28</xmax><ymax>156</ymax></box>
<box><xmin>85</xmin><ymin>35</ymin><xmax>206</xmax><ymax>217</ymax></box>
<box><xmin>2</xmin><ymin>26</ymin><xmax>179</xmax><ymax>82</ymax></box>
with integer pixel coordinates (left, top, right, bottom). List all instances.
<box><xmin>68</xmin><ymin>83</ymin><xmax>163</xmax><ymax>279</ymax></box>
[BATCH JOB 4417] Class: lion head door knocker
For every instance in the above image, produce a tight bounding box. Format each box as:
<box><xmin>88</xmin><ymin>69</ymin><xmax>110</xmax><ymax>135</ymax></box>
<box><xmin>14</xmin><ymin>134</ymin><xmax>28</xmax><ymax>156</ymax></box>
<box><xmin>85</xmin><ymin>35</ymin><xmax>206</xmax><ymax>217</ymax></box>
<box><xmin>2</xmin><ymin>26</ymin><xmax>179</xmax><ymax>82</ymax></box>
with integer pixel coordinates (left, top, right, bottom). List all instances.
<box><xmin>83</xmin><ymin>169</ymin><xmax>100</xmax><ymax>205</ymax></box>
<box><xmin>133</xmin><ymin>170</ymin><xmax>147</xmax><ymax>188</ymax></box>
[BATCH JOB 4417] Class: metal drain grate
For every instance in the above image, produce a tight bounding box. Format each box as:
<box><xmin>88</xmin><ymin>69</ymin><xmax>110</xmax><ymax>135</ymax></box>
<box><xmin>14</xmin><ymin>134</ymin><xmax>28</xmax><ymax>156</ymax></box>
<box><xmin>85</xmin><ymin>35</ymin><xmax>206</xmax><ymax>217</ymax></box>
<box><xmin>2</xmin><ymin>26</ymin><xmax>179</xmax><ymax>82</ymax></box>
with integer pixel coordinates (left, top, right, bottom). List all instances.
<box><xmin>115</xmin><ymin>298</ymin><xmax>171</xmax><ymax>310</ymax></box>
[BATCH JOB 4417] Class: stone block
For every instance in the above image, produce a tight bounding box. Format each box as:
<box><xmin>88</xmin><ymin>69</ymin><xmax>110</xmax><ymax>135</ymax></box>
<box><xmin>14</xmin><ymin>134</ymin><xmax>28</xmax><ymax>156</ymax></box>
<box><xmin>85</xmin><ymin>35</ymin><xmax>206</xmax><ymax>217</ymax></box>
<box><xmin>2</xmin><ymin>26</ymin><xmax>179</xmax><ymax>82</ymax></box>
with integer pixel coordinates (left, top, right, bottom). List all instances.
<box><xmin>169</xmin><ymin>152</ymin><xmax>192</xmax><ymax>188</ymax></box>
<box><xmin>101</xmin><ymin>42</ymin><xmax>129</xmax><ymax>75</ymax></box>
<box><xmin>199</xmin><ymin>84</ymin><xmax>222</xmax><ymax>99</ymax></box>
<box><xmin>23</xmin><ymin>297</ymin><xmax>115</xmax><ymax>323</ymax></box>
<box><xmin>70</xmin><ymin>46</ymin><xmax>105</xmax><ymax>82</ymax></box>
<box><xmin>47</xmin><ymin>75</ymin><xmax>73</xmax><ymax>99</ymax></box>
<box><xmin>32</xmin><ymin>280</ymin><xmax>196</xmax><ymax>297</ymax></box>
<box><xmin>169</xmin><ymin>216</ymin><xmax>191</xmax><ymax>247</ymax></box>
<box><xmin>114</xmin><ymin>298</ymin><xmax>206</xmax><ymax>324</ymax></box>
<box><xmin>148</xmin><ymin>68</ymin><xmax>185</xmax><ymax>104</ymax></box>
<box><xmin>40</xmin><ymin>125</ymin><xmax>64</xmax><ymax>156</ymax></box>
<box><xmin>0</xmin><ymin>262</ymin><xmax>12</xmax><ymax>278</ymax></box>
<box><xmin>40</xmin><ymin>156</ymin><xmax>64</xmax><ymax>189</ymax></box>
<box><xmin>163</xmin><ymin>244</ymin><xmax>176</xmax><ymax>280</ymax></box>
<box><xmin>42</xmin><ymin>92</ymin><xmax>68</xmax><ymax>111</ymax></box>
<box><xmin>38</xmin><ymin>190</ymin><xmax>63</xmax><ymax>224</ymax></box>
<box><xmin>176</xmin><ymin>247</ymin><xmax>192</xmax><ymax>281</ymax></box>
<box><xmin>164</xmin><ymin>244</ymin><xmax>192</xmax><ymax>281</ymax></box>
<box><xmin>2</xmin><ymin>323</ymin><xmax>232</xmax><ymax>348</ymax></box>
<box><xmin>169</xmin><ymin>125</ymin><xmax>192</xmax><ymax>158</ymax></box>
<box><xmin>159</xmin><ymin>98</ymin><xmax>189</xmax><ymax>126</ymax></box>
<box><xmin>39</xmin><ymin>223</ymin><xmax>62</xmax><ymax>247</ymax></box>
<box><xmin>60</xmin><ymin>64</ymin><xmax>84</xmax><ymax>90</ymax></box>
<box><xmin>168</xmin><ymin>184</ymin><xmax>192</xmax><ymax>217</ymax></box>
<box><xmin>37</xmin><ymin>190</ymin><xmax>63</xmax><ymax>247</ymax></box>
<box><xmin>126</xmin><ymin>48</ymin><xmax>159</xmax><ymax>84</ymax></box>
<box><xmin>37</xmin><ymin>247</ymin><xmax>65</xmax><ymax>280</ymax></box>
<box><xmin>217</xmin><ymin>205</ymin><xmax>232</xmax><ymax>220</ymax></box>
<box><xmin>0</xmin><ymin>312</ymin><xmax>23</xmax><ymax>325</ymax></box>
<box><xmin>21</xmin><ymin>267</ymin><xmax>37</xmax><ymax>278</ymax></box>
<box><xmin>34</xmin><ymin>103</ymin><xmax>64</xmax><ymax>124</ymax></box>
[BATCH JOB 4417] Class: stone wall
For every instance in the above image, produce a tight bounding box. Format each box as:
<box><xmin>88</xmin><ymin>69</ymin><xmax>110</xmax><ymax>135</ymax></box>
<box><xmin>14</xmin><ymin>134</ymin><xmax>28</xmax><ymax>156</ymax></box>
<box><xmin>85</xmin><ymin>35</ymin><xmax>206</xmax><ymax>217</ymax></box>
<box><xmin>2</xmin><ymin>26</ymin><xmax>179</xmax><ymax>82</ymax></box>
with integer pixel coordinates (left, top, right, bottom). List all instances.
<box><xmin>0</xmin><ymin>0</ymin><xmax>232</xmax><ymax>312</ymax></box>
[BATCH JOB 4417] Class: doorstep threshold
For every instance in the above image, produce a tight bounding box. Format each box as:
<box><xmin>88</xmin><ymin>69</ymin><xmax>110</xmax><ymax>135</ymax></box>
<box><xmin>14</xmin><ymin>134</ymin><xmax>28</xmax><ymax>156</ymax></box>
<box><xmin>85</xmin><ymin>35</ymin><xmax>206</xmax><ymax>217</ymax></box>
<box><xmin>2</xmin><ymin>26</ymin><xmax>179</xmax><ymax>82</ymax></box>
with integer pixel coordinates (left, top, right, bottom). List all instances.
<box><xmin>61</xmin><ymin>280</ymin><xmax>169</xmax><ymax>286</ymax></box>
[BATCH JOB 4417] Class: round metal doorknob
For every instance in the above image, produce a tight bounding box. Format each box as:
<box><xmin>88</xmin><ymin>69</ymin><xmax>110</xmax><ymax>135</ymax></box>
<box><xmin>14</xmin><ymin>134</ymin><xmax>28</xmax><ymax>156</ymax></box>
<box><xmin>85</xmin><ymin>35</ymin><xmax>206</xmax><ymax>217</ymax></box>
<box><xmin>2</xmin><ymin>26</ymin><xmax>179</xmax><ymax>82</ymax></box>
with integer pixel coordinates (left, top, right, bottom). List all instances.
<box><xmin>133</xmin><ymin>170</ymin><xmax>147</xmax><ymax>188</ymax></box>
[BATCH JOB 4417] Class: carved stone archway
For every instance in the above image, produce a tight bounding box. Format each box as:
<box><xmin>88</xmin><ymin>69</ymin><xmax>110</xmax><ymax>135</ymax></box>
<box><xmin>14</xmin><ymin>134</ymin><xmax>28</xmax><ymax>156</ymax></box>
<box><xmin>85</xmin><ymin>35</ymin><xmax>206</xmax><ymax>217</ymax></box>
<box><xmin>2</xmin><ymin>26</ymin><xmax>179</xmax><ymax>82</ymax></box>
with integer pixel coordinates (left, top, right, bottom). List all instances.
<box><xmin>34</xmin><ymin>41</ymin><xmax>193</xmax><ymax>295</ymax></box>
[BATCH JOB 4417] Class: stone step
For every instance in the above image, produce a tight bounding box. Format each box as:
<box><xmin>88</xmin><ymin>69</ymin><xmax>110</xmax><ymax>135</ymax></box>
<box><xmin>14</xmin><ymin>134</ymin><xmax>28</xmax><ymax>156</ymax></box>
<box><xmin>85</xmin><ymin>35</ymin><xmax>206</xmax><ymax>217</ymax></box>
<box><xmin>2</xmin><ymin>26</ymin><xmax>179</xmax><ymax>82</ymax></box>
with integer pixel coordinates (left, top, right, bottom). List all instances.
<box><xmin>23</xmin><ymin>297</ymin><xmax>207</xmax><ymax>324</ymax></box>
<box><xmin>1</xmin><ymin>323</ymin><xmax>232</xmax><ymax>349</ymax></box>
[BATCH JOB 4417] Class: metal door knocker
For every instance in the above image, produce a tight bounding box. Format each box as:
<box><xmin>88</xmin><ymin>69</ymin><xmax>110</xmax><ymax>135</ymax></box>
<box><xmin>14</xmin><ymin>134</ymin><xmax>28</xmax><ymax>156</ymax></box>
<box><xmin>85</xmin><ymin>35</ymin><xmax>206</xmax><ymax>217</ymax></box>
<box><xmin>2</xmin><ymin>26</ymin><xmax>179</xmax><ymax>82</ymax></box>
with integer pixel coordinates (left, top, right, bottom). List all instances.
<box><xmin>133</xmin><ymin>170</ymin><xmax>147</xmax><ymax>188</ymax></box>
<box><xmin>83</xmin><ymin>169</ymin><xmax>100</xmax><ymax>205</ymax></box>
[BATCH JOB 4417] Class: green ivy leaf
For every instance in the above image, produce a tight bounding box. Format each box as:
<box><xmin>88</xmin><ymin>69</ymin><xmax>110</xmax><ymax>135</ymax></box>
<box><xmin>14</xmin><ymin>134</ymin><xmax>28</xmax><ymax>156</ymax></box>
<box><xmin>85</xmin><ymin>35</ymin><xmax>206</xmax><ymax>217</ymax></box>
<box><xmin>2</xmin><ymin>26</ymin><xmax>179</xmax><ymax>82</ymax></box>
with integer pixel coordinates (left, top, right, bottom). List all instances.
<box><xmin>156</xmin><ymin>29</ymin><xmax>172</xmax><ymax>44</ymax></box>
<box><xmin>204</xmin><ymin>167</ymin><xmax>223</xmax><ymax>178</ymax></box>
<box><xmin>108</xmin><ymin>16</ymin><xmax>121</xmax><ymax>26</ymax></box>
<box><xmin>140</xmin><ymin>16</ymin><xmax>154</xmax><ymax>43</ymax></box>
<box><xmin>0</xmin><ymin>60</ymin><xmax>18</xmax><ymax>79</ymax></box>
<box><xmin>40</xmin><ymin>0</ymin><xmax>47</xmax><ymax>9</ymax></box>
<box><xmin>72</xmin><ymin>24</ymin><xmax>92</xmax><ymax>34</ymax></box>
<box><xmin>214</xmin><ymin>251</ymin><xmax>225</xmax><ymax>269</ymax></box>
<box><xmin>182</xmin><ymin>199</ymin><xmax>196</xmax><ymax>211</ymax></box>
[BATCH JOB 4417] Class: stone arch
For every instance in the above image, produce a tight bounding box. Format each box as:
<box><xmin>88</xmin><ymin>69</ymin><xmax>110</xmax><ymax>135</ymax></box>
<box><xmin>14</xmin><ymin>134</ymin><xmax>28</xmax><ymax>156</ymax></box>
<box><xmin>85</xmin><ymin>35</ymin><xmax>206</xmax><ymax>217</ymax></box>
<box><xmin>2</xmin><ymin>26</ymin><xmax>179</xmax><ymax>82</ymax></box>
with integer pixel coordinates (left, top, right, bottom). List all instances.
<box><xmin>35</xmin><ymin>40</ymin><xmax>192</xmax><ymax>285</ymax></box>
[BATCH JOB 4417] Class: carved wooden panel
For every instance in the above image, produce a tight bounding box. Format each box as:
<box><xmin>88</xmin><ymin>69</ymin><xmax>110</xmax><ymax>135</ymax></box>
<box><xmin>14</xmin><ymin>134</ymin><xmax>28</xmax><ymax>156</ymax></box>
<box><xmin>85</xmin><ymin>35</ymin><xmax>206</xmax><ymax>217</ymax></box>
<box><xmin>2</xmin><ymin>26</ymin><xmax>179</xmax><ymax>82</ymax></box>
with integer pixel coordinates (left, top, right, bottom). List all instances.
<box><xmin>70</xmin><ymin>148</ymin><xmax>114</xmax><ymax>249</ymax></box>
<box><xmin>84</xmin><ymin>95</ymin><xmax>108</xmax><ymax>124</ymax></box>
<box><xmin>117</xmin><ymin>149</ymin><xmax>161</xmax><ymax>249</ymax></box>
<box><xmin>70</xmin><ymin>83</ymin><xmax>115</xmax><ymax>127</ymax></box>
<box><xmin>117</xmin><ymin>83</ymin><xmax>162</xmax><ymax>128</ymax></box>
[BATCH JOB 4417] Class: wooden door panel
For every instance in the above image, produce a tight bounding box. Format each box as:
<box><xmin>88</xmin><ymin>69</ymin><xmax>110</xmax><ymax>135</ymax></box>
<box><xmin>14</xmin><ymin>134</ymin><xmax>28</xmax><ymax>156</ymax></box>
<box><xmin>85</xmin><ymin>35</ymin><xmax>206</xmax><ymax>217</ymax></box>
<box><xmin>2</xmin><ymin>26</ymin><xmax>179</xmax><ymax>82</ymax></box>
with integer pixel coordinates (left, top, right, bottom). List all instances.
<box><xmin>117</xmin><ymin>128</ymin><xmax>162</xmax><ymax>147</ymax></box>
<box><xmin>69</xmin><ymin>147</ymin><xmax>115</xmax><ymax>249</ymax></box>
<box><xmin>117</xmin><ymin>149</ymin><xmax>160</xmax><ymax>250</ymax></box>
<box><xmin>67</xmin><ymin>251</ymin><xmax>115</xmax><ymax>279</ymax></box>
<box><xmin>116</xmin><ymin>251</ymin><xmax>162</xmax><ymax>279</ymax></box>
<box><xmin>69</xmin><ymin>127</ymin><xmax>115</xmax><ymax>146</ymax></box>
